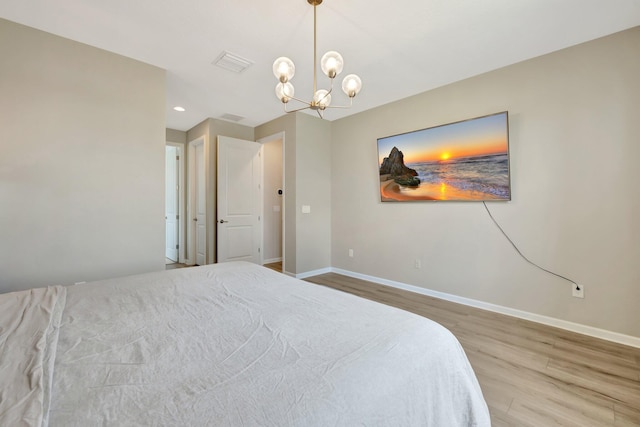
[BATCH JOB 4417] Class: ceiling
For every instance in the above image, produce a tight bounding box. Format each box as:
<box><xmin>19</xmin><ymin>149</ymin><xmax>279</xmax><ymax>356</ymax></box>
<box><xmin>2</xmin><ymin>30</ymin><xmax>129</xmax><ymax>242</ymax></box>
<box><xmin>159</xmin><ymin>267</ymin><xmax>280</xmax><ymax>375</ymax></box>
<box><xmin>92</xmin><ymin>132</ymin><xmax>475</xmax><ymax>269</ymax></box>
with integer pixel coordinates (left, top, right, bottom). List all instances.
<box><xmin>1</xmin><ymin>0</ymin><xmax>639</xmax><ymax>131</ymax></box>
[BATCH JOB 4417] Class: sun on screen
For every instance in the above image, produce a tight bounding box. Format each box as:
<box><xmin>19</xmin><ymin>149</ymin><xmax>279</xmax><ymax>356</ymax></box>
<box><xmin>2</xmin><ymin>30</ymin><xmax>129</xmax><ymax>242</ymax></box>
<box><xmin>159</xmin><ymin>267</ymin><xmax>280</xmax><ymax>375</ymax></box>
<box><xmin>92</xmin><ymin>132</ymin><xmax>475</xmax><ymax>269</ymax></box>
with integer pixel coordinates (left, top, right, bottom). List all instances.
<box><xmin>440</xmin><ymin>152</ymin><xmax>451</xmax><ymax>160</ymax></box>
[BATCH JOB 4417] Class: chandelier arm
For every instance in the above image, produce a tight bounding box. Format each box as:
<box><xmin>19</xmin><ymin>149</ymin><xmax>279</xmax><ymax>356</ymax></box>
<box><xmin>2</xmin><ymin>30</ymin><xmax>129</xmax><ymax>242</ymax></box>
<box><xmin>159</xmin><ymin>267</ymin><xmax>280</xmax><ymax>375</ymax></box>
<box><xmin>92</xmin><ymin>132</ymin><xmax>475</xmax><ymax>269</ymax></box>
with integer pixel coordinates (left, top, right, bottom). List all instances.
<box><xmin>283</xmin><ymin>104</ymin><xmax>313</xmax><ymax>114</ymax></box>
<box><xmin>284</xmin><ymin>94</ymin><xmax>315</xmax><ymax>105</ymax></box>
<box><xmin>322</xmin><ymin>98</ymin><xmax>354</xmax><ymax>110</ymax></box>
<box><xmin>324</xmin><ymin>105</ymin><xmax>352</xmax><ymax>110</ymax></box>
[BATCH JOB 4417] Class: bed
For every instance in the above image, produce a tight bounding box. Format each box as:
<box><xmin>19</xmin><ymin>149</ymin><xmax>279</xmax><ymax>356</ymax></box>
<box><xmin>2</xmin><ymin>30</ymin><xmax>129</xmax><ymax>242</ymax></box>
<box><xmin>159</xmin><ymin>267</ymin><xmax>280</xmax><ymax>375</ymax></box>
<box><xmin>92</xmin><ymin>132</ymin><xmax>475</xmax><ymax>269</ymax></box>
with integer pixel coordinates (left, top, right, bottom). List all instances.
<box><xmin>0</xmin><ymin>261</ymin><xmax>490</xmax><ymax>426</ymax></box>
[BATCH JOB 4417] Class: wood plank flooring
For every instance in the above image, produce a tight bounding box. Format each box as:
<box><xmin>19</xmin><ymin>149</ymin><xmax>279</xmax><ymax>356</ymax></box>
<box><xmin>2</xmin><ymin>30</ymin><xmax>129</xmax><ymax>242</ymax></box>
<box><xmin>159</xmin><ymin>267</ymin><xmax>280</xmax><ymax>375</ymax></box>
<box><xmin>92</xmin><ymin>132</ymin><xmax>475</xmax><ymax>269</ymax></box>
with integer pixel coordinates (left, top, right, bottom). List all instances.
<box><xmin>165</xmin><ymin>262</ymin><xmax>189</xmax><ymax>270</ymax></box>
<box><xmin>264</xmin><ymin>261</ymin><xmax>283</xmax><ymax>272</ymax></box>
<box><xmin>304</xmin><ymin>273</ymin><xmax>640</xmax><ymax>426</ymax></box>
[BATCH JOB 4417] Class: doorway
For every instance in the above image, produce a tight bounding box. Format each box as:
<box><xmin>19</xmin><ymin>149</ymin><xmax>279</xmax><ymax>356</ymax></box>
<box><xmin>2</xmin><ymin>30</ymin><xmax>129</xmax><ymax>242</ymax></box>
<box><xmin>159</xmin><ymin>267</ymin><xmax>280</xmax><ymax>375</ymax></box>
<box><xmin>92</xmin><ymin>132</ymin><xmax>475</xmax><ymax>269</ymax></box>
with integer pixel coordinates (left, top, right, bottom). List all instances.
<box><xmin>182</xmin><ymin>132</ymin><xmax>284</xmax><ymax>270</ymax></box>
<box><xmin>187</xmin><ymin>136</ymin><xmax>207</xmax><ymax>265</ymax></box>
<box><xmin>257</xmin><ymin>132</ymin><xmax>284</xmax><ymax>272</ymax></box>
<box><xmin>165</xmin><ymin>142</ymin><xmax>185</xmax><ymax>265</ymax></box>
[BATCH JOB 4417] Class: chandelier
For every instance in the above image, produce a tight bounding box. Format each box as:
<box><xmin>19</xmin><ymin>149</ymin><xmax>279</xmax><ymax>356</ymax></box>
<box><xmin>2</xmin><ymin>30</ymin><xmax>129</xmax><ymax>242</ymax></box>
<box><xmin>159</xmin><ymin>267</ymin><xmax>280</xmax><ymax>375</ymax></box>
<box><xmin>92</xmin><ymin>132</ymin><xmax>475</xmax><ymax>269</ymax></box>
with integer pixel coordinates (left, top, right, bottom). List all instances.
<box><xmin>273</xmin><ymin>0</ymin><xmax>362</xmax><ymax>119</ymax></box>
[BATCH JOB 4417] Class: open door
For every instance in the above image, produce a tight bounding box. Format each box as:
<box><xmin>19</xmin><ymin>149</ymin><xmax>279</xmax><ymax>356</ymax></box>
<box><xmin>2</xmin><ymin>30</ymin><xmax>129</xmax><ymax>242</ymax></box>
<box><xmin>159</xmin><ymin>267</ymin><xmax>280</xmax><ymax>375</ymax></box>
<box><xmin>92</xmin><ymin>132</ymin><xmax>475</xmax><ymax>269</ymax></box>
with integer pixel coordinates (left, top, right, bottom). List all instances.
<box><xmin>217</xmin><ymin>136</ymin><xmax>263</xmax><ymax>264</ymax></box>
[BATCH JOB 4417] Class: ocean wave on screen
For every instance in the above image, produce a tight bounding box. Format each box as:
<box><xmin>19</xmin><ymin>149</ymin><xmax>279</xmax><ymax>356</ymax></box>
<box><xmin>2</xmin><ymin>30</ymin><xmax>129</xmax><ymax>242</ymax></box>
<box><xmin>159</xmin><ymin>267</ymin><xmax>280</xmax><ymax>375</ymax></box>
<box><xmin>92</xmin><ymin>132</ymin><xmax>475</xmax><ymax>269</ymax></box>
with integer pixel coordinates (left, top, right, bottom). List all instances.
<box><xmin>409</xmin><ymin>153</ymin><xmax>510</xmax><ymax>198</ymax></box>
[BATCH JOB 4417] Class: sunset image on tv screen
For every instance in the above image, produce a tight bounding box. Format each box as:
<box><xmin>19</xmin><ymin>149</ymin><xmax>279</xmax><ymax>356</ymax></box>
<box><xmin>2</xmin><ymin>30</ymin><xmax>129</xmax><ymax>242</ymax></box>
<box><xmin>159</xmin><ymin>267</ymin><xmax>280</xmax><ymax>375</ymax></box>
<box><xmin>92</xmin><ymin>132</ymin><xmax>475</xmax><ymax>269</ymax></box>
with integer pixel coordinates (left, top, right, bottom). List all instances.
<box><xmin>377</xmin><ymin>112</ymin><xmax>510</xmax><ymax>202</ymax></box>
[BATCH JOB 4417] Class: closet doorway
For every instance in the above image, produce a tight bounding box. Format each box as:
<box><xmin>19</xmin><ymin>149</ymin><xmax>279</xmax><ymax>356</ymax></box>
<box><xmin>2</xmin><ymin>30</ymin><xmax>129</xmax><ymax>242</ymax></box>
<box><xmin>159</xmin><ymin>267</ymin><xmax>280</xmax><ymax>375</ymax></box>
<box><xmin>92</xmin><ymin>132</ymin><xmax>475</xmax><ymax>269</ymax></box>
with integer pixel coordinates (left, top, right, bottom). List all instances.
<box><xmin>258</xmin><ymin>132</ymin><xmax>284</xmax><ymax>273</ymax></box>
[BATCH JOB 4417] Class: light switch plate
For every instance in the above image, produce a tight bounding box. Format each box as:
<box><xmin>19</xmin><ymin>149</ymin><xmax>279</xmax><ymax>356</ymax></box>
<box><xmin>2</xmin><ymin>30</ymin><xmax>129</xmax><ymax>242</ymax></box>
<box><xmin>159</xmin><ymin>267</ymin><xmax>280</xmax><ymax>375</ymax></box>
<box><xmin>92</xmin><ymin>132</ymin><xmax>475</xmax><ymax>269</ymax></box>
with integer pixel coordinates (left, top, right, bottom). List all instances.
<box><xmin>301</xmin><ymin>205</ymin><xmax>311</xmax><ymax>214</ymax></box>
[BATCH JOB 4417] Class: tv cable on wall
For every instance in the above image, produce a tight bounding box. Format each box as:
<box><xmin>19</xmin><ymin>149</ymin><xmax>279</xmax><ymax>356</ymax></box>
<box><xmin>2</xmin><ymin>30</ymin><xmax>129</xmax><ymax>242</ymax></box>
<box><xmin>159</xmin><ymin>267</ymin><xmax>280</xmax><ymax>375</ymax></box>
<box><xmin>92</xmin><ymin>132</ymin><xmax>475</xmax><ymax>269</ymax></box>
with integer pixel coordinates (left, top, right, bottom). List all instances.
<box><xmin>482</xmin><ymin>202</ymin><xmax>580</xmax><ymax>292</ymax></box>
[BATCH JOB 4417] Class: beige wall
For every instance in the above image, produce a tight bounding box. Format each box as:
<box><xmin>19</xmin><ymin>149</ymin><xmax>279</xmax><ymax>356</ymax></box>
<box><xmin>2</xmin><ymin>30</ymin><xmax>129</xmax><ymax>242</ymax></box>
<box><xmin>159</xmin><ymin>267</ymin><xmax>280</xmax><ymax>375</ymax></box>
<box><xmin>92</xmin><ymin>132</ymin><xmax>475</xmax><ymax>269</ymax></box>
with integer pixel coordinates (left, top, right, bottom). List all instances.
<box><xmin>166</xmin><ymin>128</ymin><xmax>187</xmax><ymax>144</ymax></box>
<box><xmin>330</xmin><ymin>27</ymin><xmax>640</xmax><ymax>338</ymax></box>
<box><xmin>295</xmin><ymin>113</ymin><xmax>332</xmax><ymax>273</ymax></box>
<box><xmin>0</xmin><ymin>18</ymin><xmax>166</xmax><ymax>293</ymax></box>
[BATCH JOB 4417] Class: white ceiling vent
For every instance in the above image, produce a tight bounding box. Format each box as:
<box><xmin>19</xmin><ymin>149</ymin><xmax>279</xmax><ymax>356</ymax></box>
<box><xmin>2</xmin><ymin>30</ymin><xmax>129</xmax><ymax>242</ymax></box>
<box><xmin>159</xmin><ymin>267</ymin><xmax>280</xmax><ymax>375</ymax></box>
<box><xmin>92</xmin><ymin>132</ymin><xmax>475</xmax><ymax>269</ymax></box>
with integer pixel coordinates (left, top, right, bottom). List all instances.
<box><xmin>220</xmin><ymin>113</ymin><xmax>245</xmax><ymax>122</ymax></box>
<box><xmin>213</xmin><ymin>51</ymin><xmax>253</xmax><ymax>73</ymax></box>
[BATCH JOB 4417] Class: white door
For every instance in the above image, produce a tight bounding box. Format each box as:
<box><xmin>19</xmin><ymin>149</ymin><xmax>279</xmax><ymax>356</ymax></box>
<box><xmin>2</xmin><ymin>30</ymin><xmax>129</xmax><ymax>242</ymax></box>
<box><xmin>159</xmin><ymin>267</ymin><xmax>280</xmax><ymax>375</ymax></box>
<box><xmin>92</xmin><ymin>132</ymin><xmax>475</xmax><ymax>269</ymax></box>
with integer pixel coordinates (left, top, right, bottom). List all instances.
<box><xmin>188</xmin><ymin>137</ymin><xmax>207</xmax><ymax>266</ymax></box>
<box><xmin>194</xmin><ymin>141</ymin><xmax>206</xmax><ymax>265</ymax></box>
<box><xmin>217</xmin><ymin>136</ymin><xmax>262</xmax><ymax>264</ymax></box>
<box><xmin>165</xmin><ymin>146</ymin><xmax>179</xmax><ymax>261</ymax></box>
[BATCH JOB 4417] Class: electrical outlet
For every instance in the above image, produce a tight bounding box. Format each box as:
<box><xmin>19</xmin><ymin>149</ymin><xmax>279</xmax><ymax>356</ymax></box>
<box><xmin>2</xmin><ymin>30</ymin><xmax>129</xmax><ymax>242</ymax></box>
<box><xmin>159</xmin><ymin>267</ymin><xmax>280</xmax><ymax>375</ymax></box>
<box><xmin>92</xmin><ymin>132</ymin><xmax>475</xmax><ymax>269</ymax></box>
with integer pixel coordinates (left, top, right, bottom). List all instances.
<box><xmin>572</xmin><ymin>284</ymin><xmax>584</xmax><ymax>298</ymax></box>
<box><xmin>415</xmin><ymin>259</ymin><xmax>421</xmax><ymax>269</ymax></box>
<box><xmin>348</xmin><ymin>249</ymin><xmax>354</xmax><ymax>258</ymax></box>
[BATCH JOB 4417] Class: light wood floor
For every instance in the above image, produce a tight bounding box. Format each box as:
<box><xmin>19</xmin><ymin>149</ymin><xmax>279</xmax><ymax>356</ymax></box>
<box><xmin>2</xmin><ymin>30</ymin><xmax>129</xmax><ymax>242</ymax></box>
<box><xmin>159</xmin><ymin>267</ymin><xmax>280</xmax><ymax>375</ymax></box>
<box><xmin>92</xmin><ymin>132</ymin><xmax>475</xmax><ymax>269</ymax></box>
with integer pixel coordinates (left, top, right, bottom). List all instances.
<box><xmin>165</xmin><ymin>262</ymin><xmax>189</xmax><ymax>270</ymax></box>
<box><xmin>304</xmin><ymin>273</ymin><xmax>640</xmax><ymax>426</ymax></box>
<box><xmin>264</xmin><ymin>261</ymin><xmax>283</xmax><ymax>272</ymax></box>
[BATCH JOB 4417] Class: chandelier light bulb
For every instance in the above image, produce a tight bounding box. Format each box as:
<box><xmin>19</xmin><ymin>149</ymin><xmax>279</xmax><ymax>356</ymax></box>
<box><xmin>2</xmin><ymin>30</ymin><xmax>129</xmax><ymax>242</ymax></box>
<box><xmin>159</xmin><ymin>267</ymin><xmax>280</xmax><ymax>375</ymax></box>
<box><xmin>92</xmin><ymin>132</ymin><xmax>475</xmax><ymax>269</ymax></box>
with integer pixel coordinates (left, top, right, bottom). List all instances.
<box><xmin>313</xmin><ymin>89</ymin><xmax>331</xmax><ymax>109</ymax></box>
<box><xmin>341</xmin><ymin>74</ymin><xmax>362</xmax><ymax>98</ymax></box>
<box><xmin>272</xmin><ymin>57</ymin><xmax>295</xmax><ymax>83</ymax></box>
<box><xmin>320</xmin><ymin>51</ymin><xmax>344</xmax><ymax>78</ymax></box>
<box><xmin>275</xmin><ymin>82</ymin><xmax>295</xmax><ymax>103</ymax></box>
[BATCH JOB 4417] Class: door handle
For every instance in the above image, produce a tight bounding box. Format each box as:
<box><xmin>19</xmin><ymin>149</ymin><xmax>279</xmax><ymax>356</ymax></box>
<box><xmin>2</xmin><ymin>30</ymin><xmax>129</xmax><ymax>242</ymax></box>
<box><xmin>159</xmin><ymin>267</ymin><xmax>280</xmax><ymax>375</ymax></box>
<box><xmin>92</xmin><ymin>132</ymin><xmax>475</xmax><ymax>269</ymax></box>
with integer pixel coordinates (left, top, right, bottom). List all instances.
<box><xmin>219</xmin><ymin>219</ymin><xmax>229</xmax><ymax>223</ymax></box>
<box><xmin>193</xmin><ymin>218</ymin><xmax>198</xmax><ymax>221</ymax></box>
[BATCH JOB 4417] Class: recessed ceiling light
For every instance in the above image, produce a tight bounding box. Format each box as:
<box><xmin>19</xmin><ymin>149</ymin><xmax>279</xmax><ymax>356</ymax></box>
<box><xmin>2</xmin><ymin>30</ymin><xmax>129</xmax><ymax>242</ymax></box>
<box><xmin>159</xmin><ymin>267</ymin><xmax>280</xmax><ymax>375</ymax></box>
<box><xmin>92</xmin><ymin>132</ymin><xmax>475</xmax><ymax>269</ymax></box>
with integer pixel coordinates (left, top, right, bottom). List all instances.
<box><xmin>173</xmin><ymin>106</ymin><xmax>186</xmax><ymax>112</ymax></box>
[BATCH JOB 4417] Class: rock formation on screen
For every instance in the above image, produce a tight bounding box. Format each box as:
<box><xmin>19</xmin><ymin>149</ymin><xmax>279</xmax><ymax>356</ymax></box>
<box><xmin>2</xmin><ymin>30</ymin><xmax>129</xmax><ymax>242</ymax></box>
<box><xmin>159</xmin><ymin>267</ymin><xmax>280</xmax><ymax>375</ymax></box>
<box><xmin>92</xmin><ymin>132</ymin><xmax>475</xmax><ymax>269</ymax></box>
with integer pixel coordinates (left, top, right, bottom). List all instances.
<box><xmin>380</xmin><ymin>147</ymin><xmax>420</xmax><ymax>186</ymax></box>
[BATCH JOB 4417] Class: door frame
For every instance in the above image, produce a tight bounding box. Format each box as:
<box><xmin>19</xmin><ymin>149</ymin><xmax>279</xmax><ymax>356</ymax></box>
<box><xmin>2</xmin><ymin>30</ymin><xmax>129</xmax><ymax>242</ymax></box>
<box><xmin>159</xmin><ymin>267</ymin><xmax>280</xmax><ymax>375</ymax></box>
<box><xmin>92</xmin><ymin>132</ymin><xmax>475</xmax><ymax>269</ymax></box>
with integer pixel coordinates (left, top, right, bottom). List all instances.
<box><xmin>166</xmin><ymin>141</ymin><xmax>186</xmax><ymax>263</ymax></box>
<box><xmin>187</xmin><ymin>135</ymin><xmax>208</xmax><ymax>265</ymax></box>
<box><xmin>257</xmin><ymin>131</ymin><xmax>285</xmax><ymax>272</ymax></box>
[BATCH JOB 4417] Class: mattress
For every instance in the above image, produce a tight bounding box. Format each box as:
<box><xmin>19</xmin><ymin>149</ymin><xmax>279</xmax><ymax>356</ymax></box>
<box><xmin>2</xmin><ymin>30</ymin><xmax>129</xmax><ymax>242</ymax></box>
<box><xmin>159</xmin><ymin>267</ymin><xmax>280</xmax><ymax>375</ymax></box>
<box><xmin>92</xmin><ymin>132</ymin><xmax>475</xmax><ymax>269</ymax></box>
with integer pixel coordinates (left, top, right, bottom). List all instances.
<box><xmin>0</xmin><ymin>261</ymin><xmax>490</xmax><ymax>426</ymax></box>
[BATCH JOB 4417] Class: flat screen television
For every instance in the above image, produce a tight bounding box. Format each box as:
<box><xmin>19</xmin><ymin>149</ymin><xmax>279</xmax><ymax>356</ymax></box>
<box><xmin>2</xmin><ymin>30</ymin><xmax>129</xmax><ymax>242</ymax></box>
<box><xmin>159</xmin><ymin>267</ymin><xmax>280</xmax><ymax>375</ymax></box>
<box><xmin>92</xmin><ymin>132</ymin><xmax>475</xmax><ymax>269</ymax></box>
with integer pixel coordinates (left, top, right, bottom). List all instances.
<box><xmin>377</xmin><ymin>111</ymin><xmax>510</xmax><ymax>202</ymax></box>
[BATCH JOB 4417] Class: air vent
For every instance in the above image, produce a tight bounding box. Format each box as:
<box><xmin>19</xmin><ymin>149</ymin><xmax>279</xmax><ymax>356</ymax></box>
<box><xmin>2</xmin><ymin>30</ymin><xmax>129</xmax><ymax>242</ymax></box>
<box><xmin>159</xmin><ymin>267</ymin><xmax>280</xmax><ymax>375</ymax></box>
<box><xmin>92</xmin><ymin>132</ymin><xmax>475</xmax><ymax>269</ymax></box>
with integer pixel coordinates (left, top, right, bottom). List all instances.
<box><xmin>213</xmin><ymin>51</ymin><xmax>253</xmax><ymax>73</ymax></box>
<box><xmin>220</xmin><ymin>113</ymin><xmax>245</xmax><ymax>122</ymax></box>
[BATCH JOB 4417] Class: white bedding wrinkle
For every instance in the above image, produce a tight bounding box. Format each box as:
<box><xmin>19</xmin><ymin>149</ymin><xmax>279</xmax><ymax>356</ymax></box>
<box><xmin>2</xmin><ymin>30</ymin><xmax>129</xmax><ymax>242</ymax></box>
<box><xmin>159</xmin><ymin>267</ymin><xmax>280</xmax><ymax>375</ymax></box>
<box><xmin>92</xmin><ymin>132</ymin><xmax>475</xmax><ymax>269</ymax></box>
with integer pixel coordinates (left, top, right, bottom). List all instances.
<box><xmin>0</xmin><ymin>285</ymin><xmax>66</xmax><ymax>427</ymax></box>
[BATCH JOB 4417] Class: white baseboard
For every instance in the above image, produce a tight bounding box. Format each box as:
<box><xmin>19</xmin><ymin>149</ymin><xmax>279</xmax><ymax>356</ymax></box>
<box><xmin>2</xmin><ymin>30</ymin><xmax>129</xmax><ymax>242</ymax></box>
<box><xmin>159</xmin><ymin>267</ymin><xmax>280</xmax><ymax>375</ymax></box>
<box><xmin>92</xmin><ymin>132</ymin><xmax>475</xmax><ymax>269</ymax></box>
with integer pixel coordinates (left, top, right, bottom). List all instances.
<box><xmin>296</xmin><ymin>267</ymin><xmax>333</xmax><ymax>280</ymax></box>
<box><xmin>331</xmin><ymin>267</ymin><xmax>640</xmax><ymax>349</ymax></box>
<box><xmin>263</xmin><ymin>257</ymin><xmax>282</xmax><ymax>264</ymax></box>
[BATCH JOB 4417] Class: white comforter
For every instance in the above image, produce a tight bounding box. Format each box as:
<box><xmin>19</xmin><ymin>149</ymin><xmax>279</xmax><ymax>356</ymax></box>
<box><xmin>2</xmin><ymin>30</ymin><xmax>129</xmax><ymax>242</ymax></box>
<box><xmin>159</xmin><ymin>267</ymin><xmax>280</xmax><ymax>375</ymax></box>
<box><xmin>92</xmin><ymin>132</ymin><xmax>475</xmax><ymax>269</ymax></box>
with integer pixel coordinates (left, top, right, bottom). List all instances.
<box><xmin>1</xmin><ymin>262</ymin><xmax>490</xmax><ymax>426</ymax></box>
